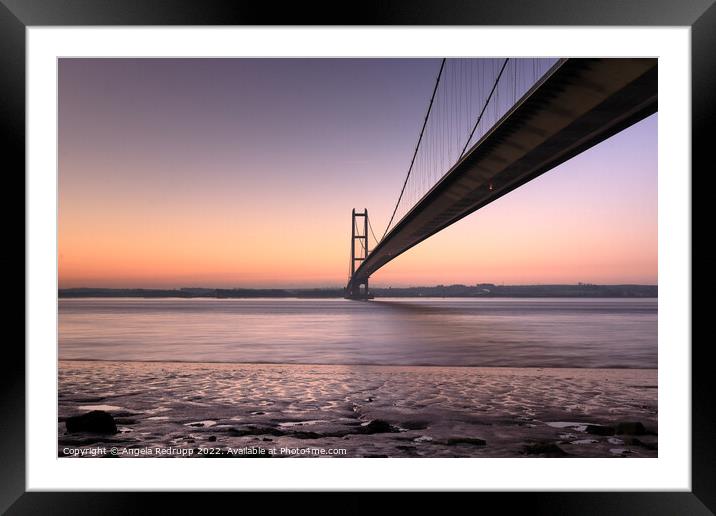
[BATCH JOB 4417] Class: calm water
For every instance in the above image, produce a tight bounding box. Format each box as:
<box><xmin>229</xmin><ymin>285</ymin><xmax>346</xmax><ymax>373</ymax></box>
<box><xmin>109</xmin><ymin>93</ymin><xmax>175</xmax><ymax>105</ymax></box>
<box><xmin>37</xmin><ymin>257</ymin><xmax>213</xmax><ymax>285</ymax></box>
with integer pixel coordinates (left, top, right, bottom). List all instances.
<box><xmin>58</xmin><ymin>298</ymin><xmax>657</xmax><ymax>368</ymax></box>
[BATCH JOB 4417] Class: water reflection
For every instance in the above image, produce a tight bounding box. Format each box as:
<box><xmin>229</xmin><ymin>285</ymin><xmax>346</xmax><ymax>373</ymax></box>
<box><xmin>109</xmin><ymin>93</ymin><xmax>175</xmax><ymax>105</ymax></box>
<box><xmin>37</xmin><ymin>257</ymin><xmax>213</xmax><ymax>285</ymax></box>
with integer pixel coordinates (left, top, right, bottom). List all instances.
<box><xmin>59</xmin><ymin>298</ymin><xmax>657</xmax><ymax>369</ymax></box>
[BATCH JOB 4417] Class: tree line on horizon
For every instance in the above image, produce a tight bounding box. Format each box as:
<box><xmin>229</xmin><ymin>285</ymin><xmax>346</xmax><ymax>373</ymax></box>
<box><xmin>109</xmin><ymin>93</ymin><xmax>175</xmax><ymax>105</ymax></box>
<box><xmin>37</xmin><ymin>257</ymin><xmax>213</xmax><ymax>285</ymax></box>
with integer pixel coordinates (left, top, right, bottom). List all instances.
<box><xmin>58</xmin><ymin>283</ymin><xmax>658</xmax><ymax>298</ymax></box>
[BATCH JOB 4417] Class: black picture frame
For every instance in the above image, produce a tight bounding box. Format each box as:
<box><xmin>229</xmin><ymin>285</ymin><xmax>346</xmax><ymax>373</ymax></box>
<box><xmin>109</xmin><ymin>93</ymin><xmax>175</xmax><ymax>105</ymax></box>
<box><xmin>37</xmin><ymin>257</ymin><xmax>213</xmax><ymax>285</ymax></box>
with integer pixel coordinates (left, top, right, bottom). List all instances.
<box><xmin>4</xmin><ymin>0</ymin><xmax>709</xmax><ymax>513</ymax></box>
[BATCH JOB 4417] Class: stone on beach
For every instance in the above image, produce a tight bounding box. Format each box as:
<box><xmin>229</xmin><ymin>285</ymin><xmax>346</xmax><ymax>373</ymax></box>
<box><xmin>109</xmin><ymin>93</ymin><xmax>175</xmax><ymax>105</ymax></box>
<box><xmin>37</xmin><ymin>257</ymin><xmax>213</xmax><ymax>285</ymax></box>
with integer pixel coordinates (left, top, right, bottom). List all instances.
<box><xmin>65</xmin><ymin>410</ymin><xmax>118</xmax><ymax>434</ymax></box>
<box><xmin>522</xmin><ymin>442</ymin><xmax>568</xmax><ymax>457</ymax></box>
<box><xmin>400</xmin><ymin>420</ymin><xmax>430</xmax><ymax>430</ymax></box>
<box><xmin>357</xmin><ymin>419</ymin><xmax>400</xmax><ymax>434</ymax></box>
<box><xmin>446</xmin><ymin>437</ymin><xmax>487</xmax><ymax>446</ymax></box>
<box><xmin>585</xmin><ymin>424</ymin><xmax>615</xmax><ymax>436</ymax></box>
<box><xmin>615</xmin><ymin>422</ymin><xmax>647</xmax><ymax>435</ymax></box>
<box><xmin>622</xmin><ymin>436</ymin><xmax>657</xmax><ymax>450</ymax></box>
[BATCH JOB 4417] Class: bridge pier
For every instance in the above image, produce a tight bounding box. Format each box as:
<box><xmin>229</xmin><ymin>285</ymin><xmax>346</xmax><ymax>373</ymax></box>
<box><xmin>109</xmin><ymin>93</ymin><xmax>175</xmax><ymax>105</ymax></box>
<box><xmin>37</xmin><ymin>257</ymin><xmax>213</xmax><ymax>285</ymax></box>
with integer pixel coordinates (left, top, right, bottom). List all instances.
<box><xmin>346</xmin><ymin>208</ymin><xmax>374</xmax><ymax>300</ymax></box>
<box><xmin>345</xmin><ymin>278</ymin><xmax>373</xmax><ymax>300</ymax></box>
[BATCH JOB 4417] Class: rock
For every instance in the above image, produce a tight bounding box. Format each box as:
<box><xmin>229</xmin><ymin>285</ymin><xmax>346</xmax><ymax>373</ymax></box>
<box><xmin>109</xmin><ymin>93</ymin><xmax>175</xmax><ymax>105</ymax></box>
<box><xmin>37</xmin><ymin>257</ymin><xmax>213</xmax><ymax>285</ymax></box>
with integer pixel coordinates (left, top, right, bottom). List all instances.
<box><xmin>615</xmin><ymin>422</ymin><xmax>646</xmax><ymax>435</ymax></box>
<box><xmin>207</xmin><ymin>435</ymin><xmax>217</xmax><ymax>442</ymax></box>
<box><xmin>585</xmin><ymin>424</ymin><xmax>615</xmax><ymax>436</ymax></box>
<box><xmin>446</xmin><ymin>437</ymin><xmax>487</xmax><ymax>446</ymax></box>
<box><xmin>522</xmin><ymin>442</ymin><xmax>568</xmax><ymax>457</ymax></box>
<box><xmin>65</xmin><ymin>410</ymin><xmax>117</xmax><ymax>434</ymax></box>
<box><xmin>623</xmin><ymin>437</ymin><xmax>657</xmax><ymax>450</ymax></box>
<box><xmin>357</xmin><ymin>419</ymin><xmax>399</xmax><ymax>434</ymax></box>
<box><xmin>401</xmin><ymin>420</ymin><xmax>429</xmax><ymax>430</ymax></box>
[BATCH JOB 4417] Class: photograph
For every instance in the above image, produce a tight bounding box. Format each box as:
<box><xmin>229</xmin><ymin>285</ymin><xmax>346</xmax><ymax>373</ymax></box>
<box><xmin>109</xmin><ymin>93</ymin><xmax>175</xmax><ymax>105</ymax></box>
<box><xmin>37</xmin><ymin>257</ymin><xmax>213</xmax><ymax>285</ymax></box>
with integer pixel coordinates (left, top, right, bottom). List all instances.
<box><xmin>3</xmin><ymin>0</ymin><xmax>707</xmax><ymax>508</ymax></box>
<box><xmin>56</xmin><ymin>56</ymin><xmax>659</xmax><ymax>460</ymax></box>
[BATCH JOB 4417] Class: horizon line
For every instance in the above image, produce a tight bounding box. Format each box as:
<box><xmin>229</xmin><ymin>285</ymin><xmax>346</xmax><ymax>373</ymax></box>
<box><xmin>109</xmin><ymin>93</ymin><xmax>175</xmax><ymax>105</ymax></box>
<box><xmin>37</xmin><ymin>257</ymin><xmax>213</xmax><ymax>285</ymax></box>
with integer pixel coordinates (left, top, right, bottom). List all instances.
<box><xmin>59</xmin><ymin>282</ymin><xmax>659</xmax><ymax>290</ymax></box>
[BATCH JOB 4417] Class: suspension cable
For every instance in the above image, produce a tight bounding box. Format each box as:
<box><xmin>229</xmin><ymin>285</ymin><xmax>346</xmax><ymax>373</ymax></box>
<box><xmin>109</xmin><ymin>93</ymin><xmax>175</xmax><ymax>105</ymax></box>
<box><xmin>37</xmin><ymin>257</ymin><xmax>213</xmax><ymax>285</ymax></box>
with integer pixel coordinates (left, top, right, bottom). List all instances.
<box><xmin>367</xmin><ymin>215</ymin><xmax>380</xmax><ymax>249</ymax></box>
<box><xmin>458</xmin><ymin>58</ymin><xmax>509</xmax><ymax>161</ymax></box>
<box><xmin>381</xmin><ymin>58</ymin><xmax>446</xmax><ymax>241</ymax></box>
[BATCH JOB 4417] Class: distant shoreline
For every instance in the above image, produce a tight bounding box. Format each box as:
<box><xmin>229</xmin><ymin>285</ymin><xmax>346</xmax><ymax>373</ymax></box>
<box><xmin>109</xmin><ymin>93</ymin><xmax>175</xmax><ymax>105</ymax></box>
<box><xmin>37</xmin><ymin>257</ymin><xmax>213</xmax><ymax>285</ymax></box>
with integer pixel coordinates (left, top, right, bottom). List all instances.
<box><xmin>59</xmin><ymin>284</ymin><xmax>657</xmax><ymax>299</ymax></box>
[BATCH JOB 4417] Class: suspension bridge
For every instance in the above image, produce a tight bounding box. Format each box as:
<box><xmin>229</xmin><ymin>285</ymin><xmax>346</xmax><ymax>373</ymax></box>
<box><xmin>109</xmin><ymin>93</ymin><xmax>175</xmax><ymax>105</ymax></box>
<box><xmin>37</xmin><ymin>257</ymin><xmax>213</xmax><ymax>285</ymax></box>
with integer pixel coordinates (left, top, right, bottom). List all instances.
<box><xmin>346</xmin><ymin>57</ymin><xmax>657</xmax><ymax>299</ymax></box>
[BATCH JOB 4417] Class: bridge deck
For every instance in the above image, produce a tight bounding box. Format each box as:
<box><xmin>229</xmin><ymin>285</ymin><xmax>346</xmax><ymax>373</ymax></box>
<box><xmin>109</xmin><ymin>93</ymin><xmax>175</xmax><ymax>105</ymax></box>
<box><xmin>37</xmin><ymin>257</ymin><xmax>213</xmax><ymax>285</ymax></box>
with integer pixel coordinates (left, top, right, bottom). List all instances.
<box><xmin>348</xmin><ymin>58</ymin><xmax>657</xmax><ymax>293</ymax></box>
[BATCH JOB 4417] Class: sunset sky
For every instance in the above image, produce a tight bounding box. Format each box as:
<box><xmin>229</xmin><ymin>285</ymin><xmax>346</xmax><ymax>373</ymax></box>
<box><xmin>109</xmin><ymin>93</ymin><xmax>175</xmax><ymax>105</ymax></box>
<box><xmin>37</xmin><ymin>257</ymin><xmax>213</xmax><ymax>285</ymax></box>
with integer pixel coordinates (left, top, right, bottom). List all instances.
<box><xmin>58</xmin><ymin>58</ymin><xmax>657</xmax><ymax>289</ymax></box>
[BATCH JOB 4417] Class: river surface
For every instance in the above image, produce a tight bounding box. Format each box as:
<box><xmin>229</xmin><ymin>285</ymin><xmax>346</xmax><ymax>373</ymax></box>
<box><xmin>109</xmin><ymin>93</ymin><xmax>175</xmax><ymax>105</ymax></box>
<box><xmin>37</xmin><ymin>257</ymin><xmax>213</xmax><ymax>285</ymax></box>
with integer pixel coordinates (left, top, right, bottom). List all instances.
<box><xmin>58</xmin><ymin>298</ymin><xmax>657</xmax><ymax>368</ymax></box>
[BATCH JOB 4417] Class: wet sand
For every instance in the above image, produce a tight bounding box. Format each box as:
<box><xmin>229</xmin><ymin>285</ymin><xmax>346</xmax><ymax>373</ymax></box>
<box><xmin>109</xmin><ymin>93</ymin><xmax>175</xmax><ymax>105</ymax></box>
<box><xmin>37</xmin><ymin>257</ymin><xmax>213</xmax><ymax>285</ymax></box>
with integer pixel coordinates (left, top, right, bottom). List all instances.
<box><xmin>59</xmin><ymin>360</ymin><xmax>657</xmax><ymax>458</ymax></box>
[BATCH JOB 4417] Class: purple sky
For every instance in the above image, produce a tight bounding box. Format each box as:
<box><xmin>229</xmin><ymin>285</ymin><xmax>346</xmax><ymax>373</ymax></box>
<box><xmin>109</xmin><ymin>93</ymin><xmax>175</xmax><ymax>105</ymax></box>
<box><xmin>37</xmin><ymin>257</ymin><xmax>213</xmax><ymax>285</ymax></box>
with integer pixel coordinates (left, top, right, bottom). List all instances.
<box><xmin>58</xmin><ymin>58</ymin><xmax>657</xmax><ymax>288</ymax></box>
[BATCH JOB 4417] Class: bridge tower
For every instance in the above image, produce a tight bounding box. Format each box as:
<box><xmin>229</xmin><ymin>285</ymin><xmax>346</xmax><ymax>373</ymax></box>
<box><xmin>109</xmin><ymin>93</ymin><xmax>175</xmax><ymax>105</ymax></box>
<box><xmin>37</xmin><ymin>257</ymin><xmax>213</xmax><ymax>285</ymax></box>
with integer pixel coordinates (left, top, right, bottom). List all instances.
<box><xmin>346</xmin><ymin>209</ymin><xmax>373</xmax><ymax>300</ymax></box>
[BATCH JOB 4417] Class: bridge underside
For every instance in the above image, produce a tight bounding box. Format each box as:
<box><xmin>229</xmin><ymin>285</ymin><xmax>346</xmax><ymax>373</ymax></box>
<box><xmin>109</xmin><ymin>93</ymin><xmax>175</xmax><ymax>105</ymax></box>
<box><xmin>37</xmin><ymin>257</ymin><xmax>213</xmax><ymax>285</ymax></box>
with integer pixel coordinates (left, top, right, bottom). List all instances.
<box><xmin>347</xmin><ymin>58</ymin><xmax>657</xmax><ymax>294</ymax></box>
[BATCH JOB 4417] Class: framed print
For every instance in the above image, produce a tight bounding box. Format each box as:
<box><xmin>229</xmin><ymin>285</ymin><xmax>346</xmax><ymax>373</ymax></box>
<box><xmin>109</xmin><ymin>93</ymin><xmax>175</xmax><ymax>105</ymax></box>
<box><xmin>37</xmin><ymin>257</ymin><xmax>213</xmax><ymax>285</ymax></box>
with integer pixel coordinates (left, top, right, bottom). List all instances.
<box><xmin>5</xmin><ymin>0</ymin><xmax>710</xmax><ymax>512</ymax></box>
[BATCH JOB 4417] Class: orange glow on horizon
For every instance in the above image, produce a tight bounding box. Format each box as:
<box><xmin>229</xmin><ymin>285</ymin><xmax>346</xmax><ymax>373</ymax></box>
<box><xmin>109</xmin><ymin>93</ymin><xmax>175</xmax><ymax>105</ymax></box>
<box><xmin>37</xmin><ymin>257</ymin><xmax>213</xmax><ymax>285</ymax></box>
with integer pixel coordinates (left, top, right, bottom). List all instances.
<box><xmin>58</xmin><ymin>59</ymin><xmax>657</xmax><ymax>289</ymax></box>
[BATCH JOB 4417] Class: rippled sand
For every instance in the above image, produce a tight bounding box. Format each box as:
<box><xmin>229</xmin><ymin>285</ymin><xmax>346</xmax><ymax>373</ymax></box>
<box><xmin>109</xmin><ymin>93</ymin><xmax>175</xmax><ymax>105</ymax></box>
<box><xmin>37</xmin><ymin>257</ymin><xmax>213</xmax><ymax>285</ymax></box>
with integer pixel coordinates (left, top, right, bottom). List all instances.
<box><xmin>58</xmin><ymin>360</ymin><xmax>657</xmax><ymax>458</ymax></box>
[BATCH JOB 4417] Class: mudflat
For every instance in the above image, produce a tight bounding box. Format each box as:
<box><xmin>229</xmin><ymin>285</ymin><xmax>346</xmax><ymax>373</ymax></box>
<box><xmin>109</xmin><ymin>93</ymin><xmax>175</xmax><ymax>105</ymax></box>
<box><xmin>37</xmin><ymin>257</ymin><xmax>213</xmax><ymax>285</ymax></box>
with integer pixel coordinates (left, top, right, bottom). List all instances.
<box><xmin>58</xmin><ymin>360</ymin><xmax>657</xmax><ymax>458</ymax></box>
